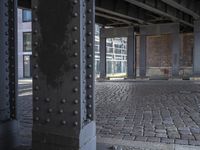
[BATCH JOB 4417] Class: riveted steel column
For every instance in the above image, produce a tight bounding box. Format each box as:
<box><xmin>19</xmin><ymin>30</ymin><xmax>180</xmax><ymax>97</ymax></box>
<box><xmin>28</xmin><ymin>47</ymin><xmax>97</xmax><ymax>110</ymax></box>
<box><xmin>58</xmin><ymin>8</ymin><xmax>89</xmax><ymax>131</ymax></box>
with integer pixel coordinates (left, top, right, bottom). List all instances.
<box><xmin>127</xmin><ymin>27</ymin><xmax>135</xmax><ymax>78</ymax></box>
<box><xmin>0</xmin><ymin>0</ymin><xmax>19</xmax><ymax>149</ymax></box>
<box><xmin>32</xmin><ymin>0</ymin><xmax>96</xmax><ymax>149</ymax></box>
<box><xmin>99</xmin><ymin>34</ymin><xmax>106</xmax><ymax>79</ymax></box>
<box><xmin>171</xmin><ymin>30</ymin><xmax>180</xmax><ymax>77</ymax></box>
<box><xmin>139</xmin><ymin>35</ymin><xmax>147</xmax><ymax>77</ymax></box>
<box><xmin>193</xmin><ymin>20</ymin><xmax>200</xmax><ymax>76</ymax></box>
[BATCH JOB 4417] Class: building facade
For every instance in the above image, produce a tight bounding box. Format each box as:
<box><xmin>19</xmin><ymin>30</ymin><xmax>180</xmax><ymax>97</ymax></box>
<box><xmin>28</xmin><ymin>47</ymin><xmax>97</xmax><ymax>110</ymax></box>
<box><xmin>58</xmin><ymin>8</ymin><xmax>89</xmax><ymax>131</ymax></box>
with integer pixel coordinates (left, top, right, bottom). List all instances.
<box><xmin>94</xmin><ymin>25</ymin><xmax>128</xmax><ymax>78</ymax></box>
<box><xmin>17</xmin><ymin>8</ymin><xmax>32</xmax><ymax>78</ymax></box>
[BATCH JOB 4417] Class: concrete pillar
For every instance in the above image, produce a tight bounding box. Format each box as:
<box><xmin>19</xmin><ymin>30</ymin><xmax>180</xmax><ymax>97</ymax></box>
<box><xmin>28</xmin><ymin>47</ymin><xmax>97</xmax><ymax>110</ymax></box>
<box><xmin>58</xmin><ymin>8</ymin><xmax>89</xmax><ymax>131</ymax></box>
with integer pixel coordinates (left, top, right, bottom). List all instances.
<box><xmin>139</xmin><ymin>35</ymin><xmax>147</xmax><ymax>77</ymax></box>
<box><xmin>171</xmin><ymin>32</ymin><xmax>180</xmax><ymax>77</ymax></box>
<box><xmin>127</xmin><ymin>28</ymin><xmax>135</xmax><ymax>78</ymax></box>
<box><xmin>0</xmin><ymin>0</ymin><xmax>19</xmax><ymax>149</ymax></box>
<box><xmin>193</xmin><ymin>20</ymin><xmax>200</xmax><ymax>76</ymax></box>
<box><xmin>100</xmin><ymin>36</ymin><xmax>106</xmax><ymax>78</ymax></box>
<box><xmin>32</xmin><ymin>0</ymin><xmax>96</xmax><ymax>149</ymax></box>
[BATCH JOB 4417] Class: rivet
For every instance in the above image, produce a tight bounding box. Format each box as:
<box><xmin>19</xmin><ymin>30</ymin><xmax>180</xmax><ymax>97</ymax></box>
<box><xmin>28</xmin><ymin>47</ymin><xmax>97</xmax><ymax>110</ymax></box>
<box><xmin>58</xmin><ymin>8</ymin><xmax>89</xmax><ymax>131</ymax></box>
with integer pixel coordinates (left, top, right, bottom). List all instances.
<box><xmin>87</xmin><ymin>64</ymin><xmax>92</xmax><ymax>68</ymax></box>
<box><xmin>73</xmin><ymin>39</ymin><xmax>78</xmax><ymax>44</ymax></box>
<box><xmin>74</xmin><ymin>99</ymin><xmax>78</xmax><ymax>104</ymax></box>
<box><xmin>87</xmin><ymin>20</ymin><xmax>92</xmax><ymax>24</ymax></box>
<box><xmin>35</xmin><ymin>107</ymin><xmax>40</xmax><ymax>111</ymax></box>
<box><xmin>73</xmin><ymin>88</ymin><xmax>78</xmax><ymax>92</ymax></box>
<box><xmin>74</xmin><ymin>52</ymin><xmax>78</xmax><ymax>57</ymax></box>
<box><xmin>87</xmin><ymin>43</ymin><xmax>92</xmax><ymax>47</ymax></box>
<box><xmin>48</xmin><ymin>108</ymin><xmax>53</xmax><ymax>113</ymax></box>
<box><xmin>87</xmin><ymin>9</ymin><xmax>92</xmax><ymax>13</ymax></box>
<box><xmin>87</xmin><ymin>32</ymin><xmax>92</xmax><ymax>36</ymax></box>
<box><xmin>34</xmin><ymin>75</ymin><xmax>39</xmax><ymax>79</ymax></box>
<box><xmin>88</xmin><ymin>74</ymin><xmax>92</xmax><ymax>78</ymax></box>
<box><xmin>34</xmin><ymin>53</ymin><xmax>38</xmax><ymax>57</ymax></box>
<box><xmin>88</xmin><ymin>85</ymin><xmax>92</xmax><ymax>89</ymax></box>
<box><xmin>73</xmin><ymin>26</ymin><xmax>78</xmax><ymax>31</ymax></box>
<box><xmin>33</xmin><ymin>6</ymin><xmax>38</xmax><ymax>9</ymax></box>
<box><xmin>73</xmin><ymin>12</ymin><xmax>78</xmax><ymax>17</ymax></box>
<box><xmin>74</xmin><ymin>122</ymin><xmax>78</xmax><ymax>126</ymax></box>
<box><xmin>88</xmin><ymin>114</ymin><xmax>92</xmax><ymax>118</ymax></box>
<box><xmin>87</xmin><ymin>54</ymin><xmax>92</xmax><ymax>58</ymax></box>
<box><xmin>35</xmin><ymin>97</ymin><xmax>39</xmax><ymax>101</ymax></box>
<box><xmin>61</xmin><ymin>99</ymin><xmax>66</xmax><ymax>103</ymax></box>
<box><xmin>88</xmin><ymin>95</ymin><xmax>92</xmax><ymax>99</ymax></box>
<box><xmin>34</xmin><ymin>42</ymin><xmax>38</xmax><ymax>46</ymax></box>
<box><xmin>73</xmin><ymin>110</ymin><xmax>78</xmax><ymax>115</ymax></box>
<box><xmin>33</xmin><ymin>30</ymin><xmax>38</xmax><ymax>34</ymax></box>
<box><xmin>74</xmin><ymin>64</ymin><xmax>78</xmax><ymax>69</ymax></box>
<box><xmin>34</xmin><ymin>64</ymin><xmax>39</xmax><ymax>68</ymax></box>
<box><xmin>88</xmin><ymin>104</ymin><xmax>92</xmax><ymax>108</ymax></box>
<box><xmin>59</xmin><ymin>109</ymin><xmax>64</xmax><ymax>114</ymax></box>
<box><xmin>35</xmin><ymin>86</ymin><xmax>39</xmax><ymax>90</ymax></box>
<box><xmin>45</xmin><ymin>98</ymin><xmax>50</xmax><ymax>102</ymax></box>
<box><xmin>45</xmin><ymin>118</ymin><xmax>50</xmax><ymax>123</ymax></box>
<box><xmin>73</xmin><ymin>0</ymin><xmax>78</xmax><ymax>4</ymax></box>
<box><xmin>73</xmin><ymin>76</ymin><xmax>79</xmax><ymax>80</ymax></box>
<box><xmin>35</xmin><ymin>117</ymin><xmax>39</xmax><ymax>121</ymax></box>
<box><xmin>34</xmin><ymin>18</ymin><xmax>38</xmax><ymax>22</ymax></box>
<box><xmin>61</xmin><ymin>120</ymin><xmax>66</xmax><ymax>125</ymax></box>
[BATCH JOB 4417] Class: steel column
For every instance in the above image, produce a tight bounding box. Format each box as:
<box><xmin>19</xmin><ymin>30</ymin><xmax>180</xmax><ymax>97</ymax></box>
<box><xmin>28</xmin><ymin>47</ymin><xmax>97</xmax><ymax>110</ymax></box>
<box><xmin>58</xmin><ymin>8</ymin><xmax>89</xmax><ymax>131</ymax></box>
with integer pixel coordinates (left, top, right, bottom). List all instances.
<box><xmin>193</xmin><ymin>20</ymin><xmax>200</xmax><ymax>76</ymax></box>
<box><xmin>127</xmin><ymin>28</ymin><xmax>136</xmax><ymax>78</ymax></box>
<box><xmin>139</xmin><ymin>35</ymin><xmax>147</xmax><ymax>77</ymax></box>
<box><xmin>99</xmin><ymin>36</ymin><xmax>106</xmax><ymax>79</ymax></box>
<box><xmin>171</xmin><ymin>32</ymin><xmax>181</xmax><ymax>77</ymax></box>
<box><xmin>0</xmin><ymin>0</ymin><xmax>19</xmax><ymax>149</ymax></box>
<box><xmin>32</xmin><ymin>0</ymin><xmax>96</xmax><ymax>149</ymax></box>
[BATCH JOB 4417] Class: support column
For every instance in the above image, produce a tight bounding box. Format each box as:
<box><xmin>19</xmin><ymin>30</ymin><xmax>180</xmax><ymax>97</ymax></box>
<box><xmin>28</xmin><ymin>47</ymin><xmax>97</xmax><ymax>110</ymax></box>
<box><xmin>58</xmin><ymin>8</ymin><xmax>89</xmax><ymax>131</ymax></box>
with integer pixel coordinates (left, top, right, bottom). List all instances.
<box><xmin>0</xmin><ymin>0</ymin><xmax>19</xmax><ymax>149</ymax></box>
<box><xmin>171</xmin><ymin>32</ymin><xmax>180</xmax><ymax>77</ymax></box>
<box><xmin>32</xmin><ymin>0</ymin><xmax>96</xmax><ymax>150</ymax></box>
<box><xmin>139</xmin><ymin>35</ymin><xmax>147</xmax><ymax>77</ymax></box>
<box><xmin>127</xmin><ymin>28</ymin><xmax>135</xmax><ymax>78</ymax></box>
<box><xmin>193</xmin><ymin>20</ymin><xmax>200</xmax><ymax>76</ymax></box>
<box><xmin>100</xmin><ymin>36</ymin><xmax>106</xmax><ymax>79</ymax></box>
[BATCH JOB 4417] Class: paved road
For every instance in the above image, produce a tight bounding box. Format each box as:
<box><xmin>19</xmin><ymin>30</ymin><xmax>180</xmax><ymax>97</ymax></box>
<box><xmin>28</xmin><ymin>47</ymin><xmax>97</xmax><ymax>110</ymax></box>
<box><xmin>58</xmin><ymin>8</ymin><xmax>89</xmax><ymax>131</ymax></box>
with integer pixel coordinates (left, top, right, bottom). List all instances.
<box><xmin>18</xmin><ymin>80</ymin><xmax>200</xmax><ymax>149</ymax></box>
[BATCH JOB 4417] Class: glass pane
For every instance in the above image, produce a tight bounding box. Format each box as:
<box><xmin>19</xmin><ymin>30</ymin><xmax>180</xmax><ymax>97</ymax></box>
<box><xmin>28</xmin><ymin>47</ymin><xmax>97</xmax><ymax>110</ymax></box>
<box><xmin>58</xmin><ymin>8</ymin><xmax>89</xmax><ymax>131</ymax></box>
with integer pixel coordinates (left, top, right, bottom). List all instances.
<box><xmin>22</xmin><ymin>9</ymin><xmax>32</xmax><ymax>22</ymax></box>
<box><xmin>24</xmin><ymin>56</ymin><xmax>31</xmax><ymax>78</ymax></box>
<box><xmin>23</xmin><ymin>32</ymin><xmax>32</xmax><ymax>51</ymax></box>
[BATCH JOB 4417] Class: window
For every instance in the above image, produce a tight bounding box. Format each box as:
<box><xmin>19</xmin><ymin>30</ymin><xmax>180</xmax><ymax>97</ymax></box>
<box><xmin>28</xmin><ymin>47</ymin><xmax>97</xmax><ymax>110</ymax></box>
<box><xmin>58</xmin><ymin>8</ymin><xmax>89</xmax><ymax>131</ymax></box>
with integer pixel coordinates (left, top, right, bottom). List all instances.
<box><xmin>23</xmin><ymin>32</ymin><xmax>32</xmax><ymax>52</ymax></box>
<box><xmin>22</xmin><ymin>9</ymin><xmax>32</xmax><ymax>22</ymax></box>
<box><xmin>23</xmin><ymin>55</ymin><xmax>32</xmax><ymax>78</ymax></box>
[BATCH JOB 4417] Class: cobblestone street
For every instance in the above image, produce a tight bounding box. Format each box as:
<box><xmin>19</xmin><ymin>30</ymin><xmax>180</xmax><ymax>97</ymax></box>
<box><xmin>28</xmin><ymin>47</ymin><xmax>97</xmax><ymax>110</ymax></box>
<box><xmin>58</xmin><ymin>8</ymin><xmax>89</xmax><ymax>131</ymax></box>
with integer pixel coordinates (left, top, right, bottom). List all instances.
<box><xmin>18</xmin><ymin>80</ymin><xmax>200</xmax><ymax>149</ymax></box>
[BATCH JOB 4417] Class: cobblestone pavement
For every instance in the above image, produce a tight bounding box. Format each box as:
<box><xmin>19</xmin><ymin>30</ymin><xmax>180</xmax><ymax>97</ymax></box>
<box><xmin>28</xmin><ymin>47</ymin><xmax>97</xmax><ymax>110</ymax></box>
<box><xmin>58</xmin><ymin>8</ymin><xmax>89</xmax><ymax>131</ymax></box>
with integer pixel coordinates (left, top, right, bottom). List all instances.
<box><xmin>18</xmin><ymin>80</ymin><xmax>200</xmax><ymax>149</ymax></box>
<box><xmin>96</xmin><ymin>81</ymin><xmax>200</xmax><ymax>147</ymax></box>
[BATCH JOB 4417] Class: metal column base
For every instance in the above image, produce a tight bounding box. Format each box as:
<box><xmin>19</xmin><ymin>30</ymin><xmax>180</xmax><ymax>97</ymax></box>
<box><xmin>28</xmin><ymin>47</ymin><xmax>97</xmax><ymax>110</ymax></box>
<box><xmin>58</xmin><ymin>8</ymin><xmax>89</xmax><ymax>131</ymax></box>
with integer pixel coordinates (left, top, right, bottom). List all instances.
<box><xmin>0</xmin><ymin>120</ymin><xmax>20</xmax><ymax>150</ymax></box>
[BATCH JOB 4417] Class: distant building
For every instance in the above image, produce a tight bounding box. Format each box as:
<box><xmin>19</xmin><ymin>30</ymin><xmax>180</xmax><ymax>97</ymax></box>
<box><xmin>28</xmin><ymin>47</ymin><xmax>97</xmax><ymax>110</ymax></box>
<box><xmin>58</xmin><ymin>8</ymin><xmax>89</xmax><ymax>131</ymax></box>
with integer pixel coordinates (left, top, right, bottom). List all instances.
<box><xmin>94</xmin><ymin>25</ymin><xmax>127</xmax><ymax>78</ymax></box>
<box><xmin>17</xmin><ymin>8</ymin><xmax>32</xmax><ymax>78</ymax></box>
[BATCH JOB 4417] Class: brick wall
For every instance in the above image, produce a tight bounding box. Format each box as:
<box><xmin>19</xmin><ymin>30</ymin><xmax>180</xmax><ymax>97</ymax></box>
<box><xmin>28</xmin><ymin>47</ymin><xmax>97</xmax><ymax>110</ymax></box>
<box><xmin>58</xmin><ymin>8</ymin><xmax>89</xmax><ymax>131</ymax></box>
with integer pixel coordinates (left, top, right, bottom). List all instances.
<box><xmin>136</xmin><ymin>33</ymin><xmax>194</xmax><ymax>77</ymax></box>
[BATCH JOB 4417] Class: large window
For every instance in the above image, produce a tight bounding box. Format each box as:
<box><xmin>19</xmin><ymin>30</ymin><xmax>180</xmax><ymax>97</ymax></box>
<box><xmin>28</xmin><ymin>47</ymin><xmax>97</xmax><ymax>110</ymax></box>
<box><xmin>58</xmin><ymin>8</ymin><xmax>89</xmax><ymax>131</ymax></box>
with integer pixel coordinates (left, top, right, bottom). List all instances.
<box><xmin>23</xmin><ymin>55</ymin><xmax>32</xmax><ymax>78</ymax></box>
<box><xmin>23</xmin><ymin>32</ymin><xmax>32</xmax><ymax>52</ymax></box>
<box><xmin>22</xmin><ymin>9</ymin><xmax>32</xmax><ymax>22</ymax></box>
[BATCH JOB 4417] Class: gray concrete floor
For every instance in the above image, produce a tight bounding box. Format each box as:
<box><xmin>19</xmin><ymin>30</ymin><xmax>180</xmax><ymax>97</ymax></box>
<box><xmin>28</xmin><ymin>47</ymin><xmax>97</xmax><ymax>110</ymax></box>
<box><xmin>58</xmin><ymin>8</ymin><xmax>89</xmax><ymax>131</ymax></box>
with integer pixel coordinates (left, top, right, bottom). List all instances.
<box><xmin>17</xmin><ymin>80</ymin><xmax>200</xmax><ymax>149</ymax></box>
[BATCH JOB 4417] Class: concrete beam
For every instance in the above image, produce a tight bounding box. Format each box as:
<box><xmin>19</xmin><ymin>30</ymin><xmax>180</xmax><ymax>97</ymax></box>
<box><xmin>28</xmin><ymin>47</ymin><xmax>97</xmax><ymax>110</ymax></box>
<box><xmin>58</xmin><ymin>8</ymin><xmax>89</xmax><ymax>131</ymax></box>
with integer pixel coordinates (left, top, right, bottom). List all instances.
<box><xmin>127</xmin><ymin>28</ymin><xmax>136</xmax><ymax>78</ymax></box>
<box><xmin>161</xmin><ymin>0</ymin><xmax>200</xmax><ymax>19</ymax></box>
<box><xmin>99</xmin><ymin>37</ymin><xmax>107</xmax><ymax>79</ymax></box>
<box><xmin>193</xmin><ymin>20</ymin><xmax>200</xmax><ymax>76</ymax></box>
<box><xmin>101</xmin><ymin>26</ymin><xmax>134</xmax><ymax>38</ymax></box>
<box><xmin>125</xmin><ymin>0</ymin><xmax>193</xmax><ymax>27</ymax></box>
<box><xmin>140</xmin><ymin>23</ymin><xmax>180</xmax><ymax>35</ymax></box>
<box><xmin>139</xmin><ymin>35</ymin><xmax>147</xmax><ymax>77</ymax></box>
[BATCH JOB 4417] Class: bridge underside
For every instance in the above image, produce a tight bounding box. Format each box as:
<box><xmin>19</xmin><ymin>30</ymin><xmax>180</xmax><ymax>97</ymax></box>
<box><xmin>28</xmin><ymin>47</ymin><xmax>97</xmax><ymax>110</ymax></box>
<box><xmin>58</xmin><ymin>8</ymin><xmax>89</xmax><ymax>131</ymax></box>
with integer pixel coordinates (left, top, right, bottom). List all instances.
<box><xmin>1</xmin><ymin>0</ymin><xmax>200</xmax><ymax>150</ymax></box>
